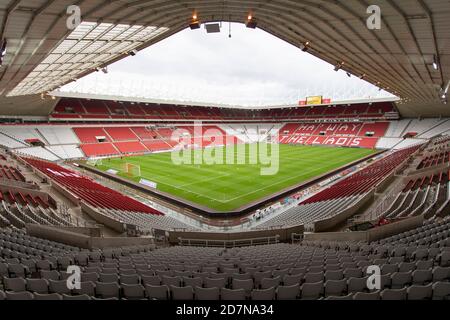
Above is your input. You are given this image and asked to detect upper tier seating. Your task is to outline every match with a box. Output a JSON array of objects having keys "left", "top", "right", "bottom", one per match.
[
  {"left": 37, "top": 127, "right": 80, "bottom": 145},
  {"left": 0, "top": 127, "right": 42, "bottom": 145},
  {"left": 73, "top": 128, "right": 109, "bottom": 144},
  {"left": 104, "top": 127, "right": 139, "bottom": 142},
  {"left": 23, "top": 158, "right": 162, "bottom": 215},
  {"left": 51, "top": 98, "right": 399, "bottom": 121},
  {"left": 81, "top": 100, "right": 110, "bottom": 114},
  {"left": 359, "top": 122, "right": 390, "bottom": 137},
  {"left": 0, "top": 133, "right": 27, "bottom": 149}
]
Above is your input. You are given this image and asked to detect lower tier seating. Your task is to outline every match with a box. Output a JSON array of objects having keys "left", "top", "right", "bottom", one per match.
[
  {"left": 22, "top": 158, "right": 162, "bottom": 216},
  {"left": 1, "top": 218, "right": 449, "bottom": 300}
]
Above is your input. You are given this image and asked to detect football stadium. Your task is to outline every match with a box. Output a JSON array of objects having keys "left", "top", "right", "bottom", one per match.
[{"left": 0, "top": 0, "right": 450, "bottom": 309}]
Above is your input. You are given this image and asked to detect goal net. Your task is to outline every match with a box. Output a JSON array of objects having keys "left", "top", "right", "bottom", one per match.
[
  {"left": 87, "top": 158, "right": 103, "bottom": 167},
  {"left": 123, "top": 163, "right": 141, "bottom": 177}
]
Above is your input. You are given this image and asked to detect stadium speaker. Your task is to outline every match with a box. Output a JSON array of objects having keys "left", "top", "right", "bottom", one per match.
[
  {"left": 205, "top": 23, "right": 221, "bottom": 33},
  {"left": 190, "top": 21, "right": 201, "bottom": 30},
  {"left": 246, "top": 19, "right": 258, "bottom": 29}
]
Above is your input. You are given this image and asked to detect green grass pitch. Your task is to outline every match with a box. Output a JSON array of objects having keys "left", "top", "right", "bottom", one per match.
[{"left": 94, "top": 144, "right": 377, "bottom": 212}]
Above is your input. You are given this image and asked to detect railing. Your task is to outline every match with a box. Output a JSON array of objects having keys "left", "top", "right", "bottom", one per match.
[{"left": 178, "top": 235, "right": 280, "bottom": 248}]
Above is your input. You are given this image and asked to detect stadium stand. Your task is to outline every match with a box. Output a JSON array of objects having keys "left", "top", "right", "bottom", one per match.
[
  {"left": 2, "top": 0, "right": 450, "bottom": 305},
  {"left": 22, "top": 157, "right": 162, "bottom": 215},
  {"left": 0, "top": 216, "right": 449, "bottom": 300},
  {"left": 255, "top": 145, "right": 421, "bottom": 230},
  {"left": 50, "top": 98, "right": 397, "bottom": 121}
]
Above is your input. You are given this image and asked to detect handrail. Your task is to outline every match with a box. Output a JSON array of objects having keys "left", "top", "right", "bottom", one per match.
[{"left": 178, "top": 235, "right": 280, "bottom": 248}]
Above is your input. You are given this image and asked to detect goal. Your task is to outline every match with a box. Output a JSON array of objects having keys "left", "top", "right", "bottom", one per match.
[
  {"left": 87, "top": 158, "right": 103, "bottom": 167},
  {"left": 123, "top": 163, "right": 141, "bottom": 177}
]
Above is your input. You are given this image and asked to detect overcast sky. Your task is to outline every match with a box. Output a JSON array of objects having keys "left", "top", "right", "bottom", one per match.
[{"left": 61, "top": 23, "right": 394, "bottom": 107}]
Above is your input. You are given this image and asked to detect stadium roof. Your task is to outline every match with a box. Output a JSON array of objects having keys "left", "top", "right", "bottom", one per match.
[{"left": 0, "top": 0, "right": 449, "bottom": 116}]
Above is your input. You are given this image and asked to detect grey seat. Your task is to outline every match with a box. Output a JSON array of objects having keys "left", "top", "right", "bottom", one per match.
[
  {"left": 75, "top": 254, "right": 89, "bottom": 267},
  {"left": 183, "top": 277, "right": 203, "bottom": 288},
  {"left": 49, "top": 279, "right": 71, "bottom": 295},
  {"left": 57, "top": 257, "right": 73, "bottom": 269},
  {"left": 391, "top": 272, "right": 412, "bottom": 289},
  {"left": 120, "top": 274, "right": 140, "bottom": 285},
  {"left": 324, "top": 279, "right": 347, "bottom": 297},
  {"left": 232, "top": 278, "right": 253, "bottom": 294},
  {"left": 62, "top": 294, "right": 91, "bottom": 300},
  {"left": 251, "top": 287, "right": 275, "bottom": 300},
  {"left": 432, "top": 267, "right": 450, "bottom": 282},
  {"left": 4, "top": 277, "right": 26, "bottom": 292},
  {"left": 33, "top": 293, "right": 62, "bottom": 300},
  {"left": 412, "top": 270, "right": 432, "bottom": 285},
  {"left": 99, "top": 273, "right": 119, "bottom": 283},
  {"left": 36, "top": 260, "right": 54, "bottom": 271},
  {"left": 0, "top": 263, "right": 8, "bottom": 278},
  {"left": 220, "top": 288, "right": 246, "bottom": 300},
  {"left": 344, "top": 268, "right": 362, "bottom": 279},
  {"left": 260, "top": 276, "right": 281, "bottom": 290},
  {"left": 8, "top": 264, "right": 29, "bottom": 278},
  {"left": 412, "top": 249, "right": 428, "bottom": 261},
  {"left": 95, "top": 282, "right": 120, "bottom": 299},
  {"left": 300, "top": 281, "right": 323, "bottom": 300},
  {"left": 407, "top": 284, "right": 433, "bottom": 300},
  {"left": 254, "top": 271, "right": 272, "bottom": 286},
  {"left": 142, "top": 275, "right": 161, "bottom": 286},
  {"left": 438, "top": 251, "right": 450, "bottom": 267},
  {"left": 5, "top": 291, "right": 34, "bottom": 300},
  {"left": 308, "top": 266, "right": 323, "bottom": 273},
  {"left": 380, "top": 288, "right": 407, "bottom": 300},
  {"left": 276, "top": 284, "right": 300, "bottom": 300},
  {"left": 81, "top": 272, "right": 99, "bottom": 283},
  {"left": 0, "top": 290, "right": 5, "bottom": 300},
  {"left": 171, "top": 285, "right": 194, "bottom": 300},
  {"left": 273, "top": 269, "right": 289, "bottom": 278},
  {"left": 289, "top": 267, "right": 306, "bottom": 275},
  {"left": 26, "top": 278, "right": 49, "bottom": 294},
  {"left": 381, "top": 264, "right": 398, "bottom": 275},
  {"left": 398, "top": 262, "right": 416, "bottom": 273},
  {"left": 416, "top": 260, "right": 433, "bottom": 270},
  {"left": 120, "top": 269, "right": 137, "bottom": 276},
  {"left": 353, "top": 291, "right": 380, "bottom": 300},
  {"left": 283, "top": 274, "right": 302, "bottom": 286},
  {"left": 122, "top": 284, "right": 145, "bottom": 300},
  {"left": 304, "top": 272, "right": 324, "bottom": 284},
  {"left": 145, "top": 285, "right": 169, "bottom": 300},
  {"left": 162, "top": 276, "right": 182, "bottom": 287},
  {"left": 231, "top": 273, "right": 251, "bottom": 281},
  {"left": 205, "top": 277, "right": 227, "bottom": 289},
  {"left": 325, "top": 270, "right": 343, "bottom": 281},
  {"left": 22, "top": 259, "right": 37, "bottom": 273},
  {"left": 74, "top": 281, "right": 96, "bottom": 296},
  {"left": 195, "top": 286, "right": 220, "bottom": 300},
  {"left": 432, "top": 282, "right": 450, "bottom": 300},
  {"left": 40, "top": 270, "right": 60, "bottom": 281}
]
